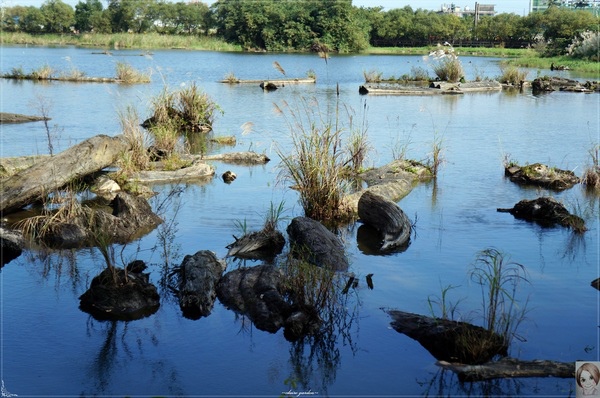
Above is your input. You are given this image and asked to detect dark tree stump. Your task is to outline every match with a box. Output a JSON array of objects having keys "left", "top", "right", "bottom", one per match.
[
  {"left": 79, "top": 266, "right": 160, "bottom": 321},
  {"left": 286, "top": 217, "right": 348, "bottom": 271},
  {"left": 358, "top": 191, "right": 412, "bottom": 252},
  {"left": 497, "top": 196, "right": 586, "bottom": 233},
  {"left": 176, "top": 250, "right": 227, "bottom": 320}
]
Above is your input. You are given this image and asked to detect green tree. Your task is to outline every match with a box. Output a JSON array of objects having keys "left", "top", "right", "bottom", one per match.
[
  {"left": 20, "top": 6, "right": 46, "bottom": 33},
  {"left": 74, "top": 0, "right": 103, "bottom": 32},
  {"left": 40, "top": 0, "right": 75, "bottom": 33}
]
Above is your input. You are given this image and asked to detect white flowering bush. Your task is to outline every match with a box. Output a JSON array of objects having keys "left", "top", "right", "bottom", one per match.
[{"left": 566, "top": 30, "right": 600, "bottom": 61}]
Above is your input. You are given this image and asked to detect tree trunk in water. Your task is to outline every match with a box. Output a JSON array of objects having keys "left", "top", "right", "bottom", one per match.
[{"left": 0, "top": 134, "right": 129, "bottom": 214}]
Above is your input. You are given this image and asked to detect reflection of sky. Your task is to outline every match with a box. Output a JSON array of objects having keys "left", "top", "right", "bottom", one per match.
[{"left": 4, "top": 0, "right": 533, "bottom": 16}]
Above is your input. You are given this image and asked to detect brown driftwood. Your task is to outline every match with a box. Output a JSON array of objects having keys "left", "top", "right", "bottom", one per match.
[
  {"left": 436, "top": 357, "right": 574, "bottom": 381},
  {"left": 0, "top": 134, "right": 130, "bottom": 214},
  {"left": 358, "top": 191, "right": 412, "bottom": 251},
  {"left": 387, "top": 310, "right": 507, "bottom": 365}
]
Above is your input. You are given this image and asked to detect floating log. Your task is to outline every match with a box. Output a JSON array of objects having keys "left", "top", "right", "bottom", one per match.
[
  {"left": 175, "top": 250, "right": 227, "bottom": 320},
  {"left": 286, "top": 217, "right": 349, "bottom": 271},
  {"left": 437, "top": 357, "right": 574, "bottom": 381},
  {"left": 0, "top": 112, "right": 50, "bottom": 124},
  {"left": 0, "top": 134, "right": 130, "bottom": 214},
  {"left": 226, "top": 229, "right": 285, "bottom": 260},
  {"left": 194, "top": 151, "right": 270, "bottom": 165},
  {"left": 219, "top": 77, "right": 316, "bottom": 85},
  {"left": 131, "top": 161, "right": 215, "bottom": 184},
  {"left": 357, "top": 191, "right": 412, "bottom": 251},
  {"left": 387, "top": 310, "right": 507, "bottom": 365},
  {"left": 359, "top": 81, "right": 502, "bottom": 96}
]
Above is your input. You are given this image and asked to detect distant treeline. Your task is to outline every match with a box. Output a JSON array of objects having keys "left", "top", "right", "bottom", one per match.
[{"left": 2, "top": 0, "right": 598, "bottom": 55}]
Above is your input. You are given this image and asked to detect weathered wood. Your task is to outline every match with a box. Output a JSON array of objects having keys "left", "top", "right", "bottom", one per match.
[
  {"left": 0, "top": 112, "right": 50, "bottom": 124},
  {"left": 219, "top": 77, "right": 316, "bottom": 85},
  {"left": 176, "top": 250, "right": 227, "bottom": 320},
  {"left": 359, "top": 81, "right": 501, "bottom": 95},
  {"left": 0, "top": 155, "right": 50, "bottom": 178},
  {"left": 286, "top": 217, "right": 349, "bottom": 271},
  {"left": 131, "top": 161, "right": 215, "bottom": 184},
  {"left": 387, "top": 310, "right": 507, "bottom": 365},
  {"left": 358, "top": 191, "right": 412, "bottom": 251},
  {"left": 0, "top": 134, "right": 130, "bottom": 214},
  {"left": 0, "top": 227, "right": 25, "bottom": 266},
  {"left": 437, "top": 357, "right": 574, "bottom": 381},
  {"left": 199, "top": 151, "right": 271, "bottom": 165},
  {"left": 504, "top": 163, "right": 580, "bottom": 191},
  {"left": 226, "top": 229, "right": 285, "bottom": 260}
]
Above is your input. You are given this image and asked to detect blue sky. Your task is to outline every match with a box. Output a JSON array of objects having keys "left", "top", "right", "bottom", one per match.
[{"left": 3, "top": 0, "right": 532, "bottom": 16}]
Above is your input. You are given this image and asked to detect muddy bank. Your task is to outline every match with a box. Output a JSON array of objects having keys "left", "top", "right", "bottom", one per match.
[{"left": 0, "top": 112, "right": 50, "bottom": 124}]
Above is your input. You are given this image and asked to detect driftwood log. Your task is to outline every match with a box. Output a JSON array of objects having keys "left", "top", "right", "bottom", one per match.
[
  {"left": 176, "top": 250, "right": 227, "bottom": 320},
  {"left": 287, "top": 217, "right": 349, "bottom": 271},
  {"left": 200, "top": 151, "right": 270, "bottom": 165},
  {"left": 358, "top": 191, "right": 412, "bottom": 251},
  {"left": 131, "top": 161, "right": 215, "bottom": 184},
  {"left": 226, "top": 228, "right": 285, "bottom": 260},
  {"left": 437, "top": 357, "right": 574, "bottom": 381},
  {"left": 0, "top": 134, "right": 130, "bottom": 214},
  {"left": 504, "top": 163, "right": 580, "bottom": 191},
  {"left": 0, "top": 112, "right": 49, "bottom": 124},
  {"left": 497, "top": 196, "right": 586, "bottom": 233},
  {"left": 387, "top": 310, "right": 507, "bottom": 365}
]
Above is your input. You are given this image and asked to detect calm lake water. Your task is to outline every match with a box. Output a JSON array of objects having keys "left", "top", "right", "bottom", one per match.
[{"left": 0, "top": 46, "right": 598, "bottom": 397}]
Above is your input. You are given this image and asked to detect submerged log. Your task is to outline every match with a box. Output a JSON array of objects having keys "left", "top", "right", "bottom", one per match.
[
  {"left": 358, "top": 191, "right": 412, "bottom": 252},
  {"left": 0, "top": 134, "right": 130, "bottom": 214},
  {"left": 387, "top": 310, "right": 507, "bottom": 365},
  {"left": 343, "top": 159, "right": 431, "bottom": 213},
  {"left": 176, "top": 250, "right": 227, "bottom": 320},
  {"left": 497, "top": 196, "right": 586, "bottom": 233},
  {"left": 437, "top": 357, "right": 574, "bottom": 381},
  {"left": 504, "top": 163, "right": 580, "bottom": 191},
  {"left": 200, "top": 151, "right": 271, "bottom": 165},
  {"left": 131, "top": 161, "right": 215, "bottom": 184},
  {"left": 286, "top": 217, "right": 349, "bottom": 271},
  {"left": 79, "top": 263, "right": 160, "bottom": 321}
]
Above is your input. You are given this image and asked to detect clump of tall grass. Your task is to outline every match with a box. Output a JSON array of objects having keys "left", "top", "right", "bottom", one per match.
[
  {"left": 2, "top": 66, "right": 25, "bottom": 79},
  {"left": 469, "top": 248, "right": 530, "bottom": 349},
  {"left": 583, "top": 143, "right": 600, "bottom": 188},
  {"left": 31, "top": 64, "right": 54, "bottom": 80},
  {"left": 409, "top": 66, "right": 431, "bottom": 81},
  {"left": 363, "top": 69, "right": 383, "bottom": 83},
  {"left": 276, "top": 97, "right": 369, "bottom": 223},
  {"left": 115, "top": 61, "right": 151, "bottom": 84},
  {"left": 498, "top": 65, "right": 528, "bottom": 86},
  {"left": 223, "top": 72, "right": 239, "bottom": 83},
  {"left": 117, "top": 106, "right": 150, "bottom": 174},
  {"left": 427, "top": 133, "right": 444, "bottom": 177},
  {"left": 428, "top": 44, "right": 464, "bottom": 83}
]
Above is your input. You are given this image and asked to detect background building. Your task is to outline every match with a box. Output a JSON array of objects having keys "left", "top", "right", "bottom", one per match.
[
  {"left": 530, "top": 0, "right": 600, "bottom": 14},
  {"left": 439, "top": 3, "right": 496, "bottom": 19}
]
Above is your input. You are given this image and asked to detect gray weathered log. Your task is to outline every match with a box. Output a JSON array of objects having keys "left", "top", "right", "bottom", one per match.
[
  {"left": 387, "top": 310, "right": 507, "bottom": 365},
  {"left": 0, "top": 134, "right": 130, "bottom": 214},
  {"left": 437, "top": 357, "right": 574, "bottom": 381},
  {"left": 131, "top": 161, "right": 215, "bottom": 183},
  {"left": 358, "top": 191, "right": 412, "bottom": 251},
  {"left": 199, "top": 151, "right": 270, "bottom": 165},
  {"left": 176, "top": 250, "right": 227, "bottom": 319},
  {"left": 0, "top": 112, "right": 50, "bottom": 124},
  {"left": 286, "top": 217, "right": 348, "bottom": 271}
]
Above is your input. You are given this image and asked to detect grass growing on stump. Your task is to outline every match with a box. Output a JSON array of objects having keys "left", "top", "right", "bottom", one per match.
[{"left": 276, "top": 96, "right": 369, "bottom": 223}]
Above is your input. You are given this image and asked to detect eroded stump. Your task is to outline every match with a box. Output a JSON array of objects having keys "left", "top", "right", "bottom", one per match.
[
  {"left": 497, "top": 196, "right": 586, "bottom": 233},
  {"left": 358, "top": 191, "right": 412, "bottom": 252},
  {"left": 504, "top": 163, "right": 579, "bottom": 191},
  {"left": 287, "top": 217, "right": 348, "bottom": 271}
]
